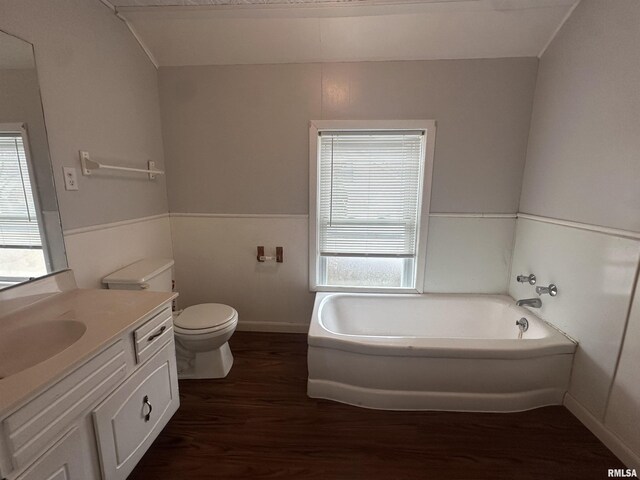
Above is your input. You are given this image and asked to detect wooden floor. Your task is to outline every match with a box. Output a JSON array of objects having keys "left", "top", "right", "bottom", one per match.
[{"left": 129, "top": 332, "right": 622, "bottom": 479}]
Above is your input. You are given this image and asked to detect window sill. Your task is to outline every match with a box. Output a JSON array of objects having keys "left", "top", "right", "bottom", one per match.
[{"left": 311, "top": 285, "right": 421, "bottom": 294}]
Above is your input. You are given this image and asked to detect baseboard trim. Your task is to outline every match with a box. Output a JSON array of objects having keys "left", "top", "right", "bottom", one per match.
[
  {"left": 564, "top": 393, "right": 640, "bottom": 469},
  {"left": 236, "top": 321, "right": 309, "bottom": 334}
]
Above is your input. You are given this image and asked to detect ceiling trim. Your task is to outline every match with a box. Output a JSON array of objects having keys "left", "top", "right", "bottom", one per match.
[
  {"left": 116, "top": 12, "right": 159, "bottom": 68},
  {"left": 537, "top": 0, "right": 579, "bottom": 57},
  {"left": 117, "top": 0, "right": 577, "bottom": 18},
  {"left": 97, "top": 0, "right": 159, "bottom": 68},
  {"left": 97, "top": 0, "right": 117, "bottom": 11}
]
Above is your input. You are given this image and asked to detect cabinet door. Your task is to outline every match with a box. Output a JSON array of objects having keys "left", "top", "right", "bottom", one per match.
[
  {"left": 92, "top": 340, "right": 179, "bottom": 480},
  {"left": 16, "top": 428, "right": 87, "bottom": 480},
  {"left": 3, "top": 341, "right": 126, "bottom": 471}
]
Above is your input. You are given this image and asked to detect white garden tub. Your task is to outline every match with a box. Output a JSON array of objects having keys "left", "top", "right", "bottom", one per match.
[{"left": 307, "top": 293, "right": 576, "bottom": 412}]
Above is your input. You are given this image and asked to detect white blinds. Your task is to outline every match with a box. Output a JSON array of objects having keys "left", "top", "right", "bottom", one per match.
[
  {"left": 318, "top": 131, "right": 425, "bottom": 257},
  {"left": 0, "top": 134, "right": 42, "bottom": 248}
]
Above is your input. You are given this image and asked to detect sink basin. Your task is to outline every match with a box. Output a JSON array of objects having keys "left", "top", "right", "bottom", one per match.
[{"left": 0, "top": 320, "right": 86, "bottom": 379}]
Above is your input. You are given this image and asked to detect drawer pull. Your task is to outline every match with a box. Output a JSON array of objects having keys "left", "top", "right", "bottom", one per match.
[
  {"left": 147, "top": 326, "right": 166, "bottom": 342},
  {"left": 142, "top": 395, "right": 153, "bottom": 422}
]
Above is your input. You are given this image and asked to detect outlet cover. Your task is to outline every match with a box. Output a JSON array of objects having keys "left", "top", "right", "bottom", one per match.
[{"left": 63, "top": 166, "right": 79, "bottom": 191}]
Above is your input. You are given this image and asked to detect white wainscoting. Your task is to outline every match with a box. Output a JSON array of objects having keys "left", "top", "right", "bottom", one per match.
[
  {"left": 604, "top": 282, "right": 640, "bottom": 469},
  {"left": 60, "top": 210, "right": 640, "bottom": 466},
  {"left": 509, "top": 218, "right": 640, "bottom": 419},
  {"left": 169, "top": 214, "right": 314, "bottom": 332},
  {"left": 169, "top": 213, "right": 517, "bottom": 331},
  {"left": 565, "top": 394, "right": 640, "bottom": 471},
  {"left": 64, "top": 214, "right": 173, "bottom": 289},
  {"left": 509, "top": 217, "right": 640, "bottom": 468},
  {"left": 424, "top": 215, "right": 516, "bottom": 294}
]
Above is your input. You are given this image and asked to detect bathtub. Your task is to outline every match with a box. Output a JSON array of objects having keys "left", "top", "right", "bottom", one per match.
[{"left": 307, "top": 293, "right": 576, "bottom": 412}]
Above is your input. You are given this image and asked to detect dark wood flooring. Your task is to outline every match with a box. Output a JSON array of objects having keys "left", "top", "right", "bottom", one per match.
[{"left": 129, "top": 332, "right": 623, "bottom": 479}]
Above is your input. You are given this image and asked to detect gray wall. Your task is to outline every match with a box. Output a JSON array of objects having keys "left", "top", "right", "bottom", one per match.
[
  {"left": 159, "top": 58, "right": 538, "bottom": 215},
  {"left": 161, "top": 58, "right": 537, "bottom": 328},
  {"left": 0, "top": 0, "right": 169, "bottom": 230},
  {"left": 519, "top": 0, "right": 640, "bottom": 232}
]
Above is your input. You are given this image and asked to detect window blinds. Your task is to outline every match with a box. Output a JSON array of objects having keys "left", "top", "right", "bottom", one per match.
[
  {"left": 318, "top": 131, "right": 425, "bottom": 257},
  {"left": 0, "top": 134, "right": 42, "bottom": 248}
]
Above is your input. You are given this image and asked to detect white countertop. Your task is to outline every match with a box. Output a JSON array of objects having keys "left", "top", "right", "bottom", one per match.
[{"left": 0, "top": 288, "right": 177, "bottom": 416}]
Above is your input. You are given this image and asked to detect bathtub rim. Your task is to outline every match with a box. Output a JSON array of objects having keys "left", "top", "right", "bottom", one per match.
[{"left": 308, "top": 292, "right": 577, "bottom": 360}]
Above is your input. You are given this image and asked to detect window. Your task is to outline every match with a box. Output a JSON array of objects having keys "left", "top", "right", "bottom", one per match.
[
  {"left": 0, "top": 126, "right": 46, "bottom": 286},
  {"left": 309, "top": 120, "right": 435, "bottom": 292}
]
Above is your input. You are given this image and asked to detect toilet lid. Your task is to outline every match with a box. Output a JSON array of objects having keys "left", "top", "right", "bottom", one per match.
[{"left": 175, "top": 304, "right": 237, "bottom": 330}]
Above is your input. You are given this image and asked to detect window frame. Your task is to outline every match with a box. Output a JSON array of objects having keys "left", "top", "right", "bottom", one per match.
[{"left": 309, "top": 120, "right": 436, "bottom": 293}]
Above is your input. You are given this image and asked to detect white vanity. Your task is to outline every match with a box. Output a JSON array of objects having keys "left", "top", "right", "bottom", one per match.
[
  {"left": 0, "top": 271, "right": 180, "bottom": 480},
  {"left": 0, "top": 27, "right": 180, "bottom": 480}
]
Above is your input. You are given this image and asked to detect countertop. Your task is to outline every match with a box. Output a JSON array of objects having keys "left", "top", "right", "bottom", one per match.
[{"left": 0, "top": 288, "right": 177, "bottom": 416}]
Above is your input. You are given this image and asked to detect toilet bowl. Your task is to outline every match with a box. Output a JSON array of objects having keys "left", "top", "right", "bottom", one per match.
[
  {"left": 102, "top": 258, "right": 238, "bottom": 379},
  {"left": 173, "top": 303, "right": 238, "bottom": 379}
]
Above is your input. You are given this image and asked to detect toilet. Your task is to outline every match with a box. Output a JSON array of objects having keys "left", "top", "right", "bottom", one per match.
[{"left": 102, "top": 258, "right": 238, "bottom": 379}]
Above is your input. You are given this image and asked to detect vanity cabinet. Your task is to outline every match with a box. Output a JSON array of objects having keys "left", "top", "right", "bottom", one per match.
[
  {"left": 0, "top": 301, "right": 178, "bottom": 480},
  {"left": 2, "top": 341, "right": 127, "bottom": 471},
  {"left": 93, "top": 341, "right": 179, "bottom": 480}
]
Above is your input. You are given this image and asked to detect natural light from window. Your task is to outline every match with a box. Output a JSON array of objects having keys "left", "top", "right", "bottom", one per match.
[{"left": 309, "top": 120, "right": 435, "bottom": 292}]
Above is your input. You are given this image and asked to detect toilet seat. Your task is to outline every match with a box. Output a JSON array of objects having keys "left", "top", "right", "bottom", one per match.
[{"left": 174, "top": 303, "right": 238, "bottom": 335}]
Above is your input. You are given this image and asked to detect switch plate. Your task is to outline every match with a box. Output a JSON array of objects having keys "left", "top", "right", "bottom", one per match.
[{"left": 63, "top": 167, "right": 79, "bottom": 191}]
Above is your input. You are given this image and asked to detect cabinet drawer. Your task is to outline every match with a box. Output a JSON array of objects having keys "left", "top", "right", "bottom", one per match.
[
  {"left": 134, "top": 306, "right": 173, "bottom": 364},
  {"left": 3, "top": 341, "right": 127, "bottom": 470},
  {"left": 93, "top": 340, "right": 179, "bottom": 480}
]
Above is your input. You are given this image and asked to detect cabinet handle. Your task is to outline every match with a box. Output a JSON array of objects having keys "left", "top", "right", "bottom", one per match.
[
  {"left": 143, "top": 395, "right": 153, "bottom": 422},
  {"left": 147, "top": 325, "right": 166, "bottom": 342}
]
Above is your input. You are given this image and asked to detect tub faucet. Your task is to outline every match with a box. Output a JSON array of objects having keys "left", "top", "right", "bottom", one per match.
[
  {"left": 516, "top": 273, "right": 536, "bottom": 285},
  {"left": 536, "top": 284, "right": 558, "bottom": 297},
  {"left": 516, "top": 298, "right": 542, "bottom": 308}
]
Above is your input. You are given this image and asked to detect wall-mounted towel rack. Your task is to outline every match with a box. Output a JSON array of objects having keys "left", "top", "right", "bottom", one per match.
[{"left": 79, "top": 150, "right": 164, "bottom": 180}]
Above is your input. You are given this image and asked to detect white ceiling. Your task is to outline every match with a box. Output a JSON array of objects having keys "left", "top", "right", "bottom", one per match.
[{"left": 116, "top": 0, "right": 578, "bottom": 67}]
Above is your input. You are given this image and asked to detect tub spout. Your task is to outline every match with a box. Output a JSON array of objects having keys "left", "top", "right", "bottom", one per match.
[{"left": 516, "top": 298, "right": 542, "bottom": 308}]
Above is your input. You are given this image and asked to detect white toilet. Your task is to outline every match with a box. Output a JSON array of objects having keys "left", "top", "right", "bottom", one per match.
[{"left": 102, "top": 258, "right": 238, "bottom": 379}]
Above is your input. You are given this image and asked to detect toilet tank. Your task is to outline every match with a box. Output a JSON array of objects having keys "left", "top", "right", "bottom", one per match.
[{"left": 102, "top": 258, "right": 174, "bottom": 292}]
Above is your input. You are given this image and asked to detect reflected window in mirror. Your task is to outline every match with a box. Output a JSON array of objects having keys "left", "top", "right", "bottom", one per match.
[{"left": 0, "top": 126, "right": 47, "bottom": 287}]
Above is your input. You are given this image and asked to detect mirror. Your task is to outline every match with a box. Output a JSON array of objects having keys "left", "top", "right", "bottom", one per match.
[{"left": 0, "top": 30, "right": 66, "bottom": 289}]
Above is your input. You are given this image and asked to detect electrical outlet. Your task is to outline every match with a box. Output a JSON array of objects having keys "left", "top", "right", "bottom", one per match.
[{"left": 63, "top": 167, "right": 79, "bottom": 191}]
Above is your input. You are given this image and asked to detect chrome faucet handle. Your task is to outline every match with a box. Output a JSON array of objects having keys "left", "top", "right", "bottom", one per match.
[
  {"left": 516, "top": 273, "right": 536, "bottom": 285},
  {"left": 516, "top": 317, "right": 529, "bottom": 332},
  {"left": 536, "top": 284, "right": 558, "bottom": 297}
]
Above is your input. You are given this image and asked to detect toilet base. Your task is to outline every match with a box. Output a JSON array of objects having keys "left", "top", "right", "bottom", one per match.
[{"left": 176, "top": 341, "right": 234, "bottom": 379}]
